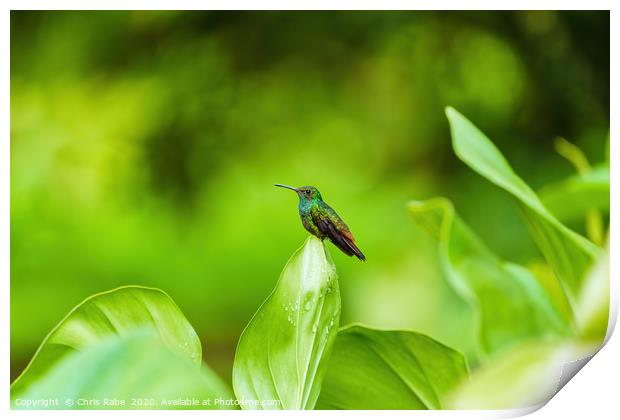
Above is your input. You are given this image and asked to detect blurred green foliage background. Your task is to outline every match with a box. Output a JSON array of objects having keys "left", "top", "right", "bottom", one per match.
[{"left": 11, "top": 11, "right": 609, "bottom": 382}]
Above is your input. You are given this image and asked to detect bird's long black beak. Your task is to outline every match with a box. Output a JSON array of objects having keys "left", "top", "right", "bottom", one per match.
[{"left": 274, "top": 184, "right": 298, "bottom": 192}]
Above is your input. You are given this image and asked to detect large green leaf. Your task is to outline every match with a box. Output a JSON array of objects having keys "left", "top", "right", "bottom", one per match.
[
  {"left": 11, "top": 286, "right": 201, "bottom": 398},
  {"left": 315, "top": 325, "right": 469, "bottom": 409},
  {"left": 13, "top": 331, "right": 235, "bottom": 410},
  {"left": 232, "top": 236, "right": 341, "bottom": 410},
  {"left": 408, "top": 198, "right": 572, "bottom": 357},
  {"left": 447, "top": 339, "right": 595, "bottom": 409},
  {"left": 445, "top": 107, "right": 599, "bottom": 308}
]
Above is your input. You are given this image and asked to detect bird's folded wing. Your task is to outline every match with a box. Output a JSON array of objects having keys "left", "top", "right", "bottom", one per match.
[{"left": 312, "top": 213, "right": 366, "bottom": 260}]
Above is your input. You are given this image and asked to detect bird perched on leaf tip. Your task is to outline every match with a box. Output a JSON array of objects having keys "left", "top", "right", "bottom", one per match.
[{"left": 275, "top": 184, "right": 366, "bottom": 261}]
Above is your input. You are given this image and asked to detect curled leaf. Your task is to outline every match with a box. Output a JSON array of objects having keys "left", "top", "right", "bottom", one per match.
[
  {"left": 408, "top": 198, "right": 572, "bottom": 357},
  {"left": 233, "top": 236, "right": 340, "bottom": 410}
]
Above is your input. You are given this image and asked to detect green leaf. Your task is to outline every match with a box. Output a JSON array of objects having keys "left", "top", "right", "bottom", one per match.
[
  {"left": 546, "top": 137, "right": 607, "bottom": 245},
  {"left": 408, "top": 198, "right": 572, "bottom": 357},
  {"left": 13, "top": 331, "right": 235, "bottom": 410},
  {"left": 539, "top": 165, "right": 609, "bottom": 222},
  {"left": 11, "top": 286, "right": 201, "bottom": 399},
  {"left": 574, "top": 243, "right": 610, "bottom": 343},
  {"left": 445, "top": 107, "right": 599, "bottom": 308},
  {"left": 554, "top": 137, "right": 591, "bottom": 174},
  {"left": 316, "top": 325, "right": 469, "bottom": 409},
  {"left": 232, "top": 236, "right": 341, "bottom": 410},
  {"left": 544, "top": 137, "right": 608, "bottom": 245},
  {"left": 447, "top": 340, "right": 595, "bottom": 409}
]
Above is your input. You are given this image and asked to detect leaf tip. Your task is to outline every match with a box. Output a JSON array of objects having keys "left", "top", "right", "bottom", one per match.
[{"left": 445, "top": 106, "right": 464, "bottom": 122}]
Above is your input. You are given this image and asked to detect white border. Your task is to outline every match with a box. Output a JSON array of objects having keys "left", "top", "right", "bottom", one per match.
[
  {"left": 3, "top": 2, "right": 616, "bottom": 420},
  {"left": 0, "top": 0, "right": 617, "bottom": 10}
]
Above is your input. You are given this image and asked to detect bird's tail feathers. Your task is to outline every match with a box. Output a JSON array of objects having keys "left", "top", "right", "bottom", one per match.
[{"left": 330, "top": 235, "right": 366, "bottom": 261}]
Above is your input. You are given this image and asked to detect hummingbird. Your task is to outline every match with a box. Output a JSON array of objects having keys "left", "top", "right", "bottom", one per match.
[{"left": 275, "top": 184, "right": 366, "bottom": 261}]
